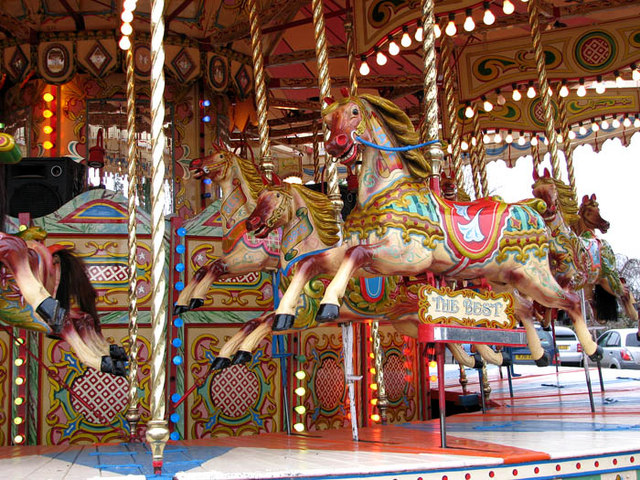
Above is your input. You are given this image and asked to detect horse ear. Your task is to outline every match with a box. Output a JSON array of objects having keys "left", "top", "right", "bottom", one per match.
[
  {"left": 441, "top": 172, "right": 450, "bottom": 180},
  {"left": 591, "top": 193, "right": 596, "bottom": 200},
  {"left": 543, "top": 168, "right": 551, "bottom": 178},
  {"left": 532, "top": 168, "right": 539, "bottom": 180},
  {"left": 582, "top": 195, "right": 589, "bottom": 203},
  {"left": 271, "top": 173, "right": 282, "bottom": 186},
  {"left": 340, "top": 87, "right": 350, "bottom": 98},
  {"left": 324, "top": 97, "right": 335, "bottom": 105}
]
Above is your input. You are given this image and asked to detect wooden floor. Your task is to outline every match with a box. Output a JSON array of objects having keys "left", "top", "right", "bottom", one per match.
[{"left": 2, "top": 364, "right": 640, "bottom": 480}]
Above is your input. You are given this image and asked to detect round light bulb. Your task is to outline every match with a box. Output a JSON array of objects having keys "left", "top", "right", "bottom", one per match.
[
  {"left": 43, "top": 125, "right": 54, "bottom": 134},
  {"left": 293, "top": 423, "right": 305, "bottom": 432},
  {"left": 464, "top": 15, "right": 475, "bottom": 32},
  {"left": 119, "top": 36, "right": 131, "bottom": 51},
  {"left": 623, "top": 117, "right": 632, "bottom": 127},
  {"left": 601, "top": 119, "right": 609, "bottom": 129},
  {"left": 633, "top": 69, "right": 640, "bottom": 81},
  {"left": 556, "top": 133, "right": 563, "bottom": 143},
  {"left": 612, "top": 118, "right": 621, "bottom": 128},
  {"left": 543, "top": 137, "right": 549, "bottom": 145},
  {"left": 121, "top": 10, "right": 133, "bottom": 23},
  {"left": 483, "top": 8, "right": 496, "bottom": 25},
  {"left": 295, "top": 370, "right": 306, "bottom": 380},
  {"left": 559, "top": 84, "right": 569, "bottom": 97},
  {"left": 434, "top": 24, "right": 441, "bottom": 38},
  {"left": 401, "top": 32, "right": 411, "bottom": 48},
  {"left": 461, "top": 140, "right": 469, "bottom": 151},
  {"left": 579, "top": 125, "right": 587, "bottom": 135},
  {"left": 43, "top": 92, "right": 54, "bottom": 102},
  {"left": 294, "top": 405, "right": 307, "bottom": 415},
  {"left": 530, "top": 136, "right": 538, "bottom": 146},
  {"left": 527, "top": 85, "right": 536, "bottom": 98},
  {"left": 294, "top": 387, "right": 306, "bottom": 396},
  {"left": 120, "top": 22, "right": 133, "bottom": 36},
  {"left": 635, "top": 118, "right": 640, "bottom": 128},
  {"left": 497, "top": 93, "right": 506, "bottom": 105},
  {"left": 505, "top": 132, "right": 514, "bottom": 143},
  {"left": 503, "top": 0, "right": 515, "bottom": 15},
  {"left": 512, "top": 89, "right": 522, "bottom": 101},
  {"left": 388, "top": 40, "right": 400, "bottom": 56},
  {"left": 359, "top": 60, "right": 370, "bottom": 76},
  {"left": 464, "top": 104, "right": 474, "bottom": 118},
  {"left": 517, "top": 135, "right": 526, "bottom": 146},
  {"left": 445, "top": 20, "right": 457, "bottom": 36},
  {"left": 568, "top": 130, "right": 576, "bottom": 139},
  {"left": 591, "top": 121, "right": 599, "bottom": 132},
  {"left": 123, "top": 0, "right": 137, "bottom": 10},
  {"left": 494, "top": 132, "right": 502, "bottom": 143},
  {"left": 483, "top": 98, "right": 493, "bottom": 112},
  {"left": 376, "top": 51, "right": 387, "bottom": 65},
  {"left": 415, "top": 27, "right": 424, "bottom": 42},
  {"left": 577, "top": 85, "right": 586, "bottom": 97},
  {"left": 595, "top": 82, "right": 605, "bottom": 94},
  {"left": 43, "top": 140, "right": 54, "bottom": 150},
  {"left": 483, "top": 133, "right": 492, "bottom": 144}
]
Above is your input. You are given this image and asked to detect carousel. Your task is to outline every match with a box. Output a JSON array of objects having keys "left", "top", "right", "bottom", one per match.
[{"left": 0, "top": 0, "right": 639, "bottom": 478}]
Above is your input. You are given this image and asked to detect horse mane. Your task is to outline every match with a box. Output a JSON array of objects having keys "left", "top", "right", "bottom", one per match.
[
  {"left": 54, "top": 249, "right": 100, "bottom": 323},
  {"left": 293, "top": 184, "right": 341, "bottom": 246},
  {"left": 226, "top": 150, "right": 265, "bottom": 200},
  {"left": 359, "top": 94, "right": 432, "bottom": 179},
  {"left": 533, "top": 176, "right": 580, "bottom": 227}
]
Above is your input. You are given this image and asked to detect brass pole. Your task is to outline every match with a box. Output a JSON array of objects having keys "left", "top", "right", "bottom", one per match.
[
  {"left": 531, "top": 137, "right": 541, "bottom": 171},
  {"left": 125, "top": 33, "right": 141, "bottom": 442},
  {"left": 469, "top": 114, "right": 483, "bottom": 198},
  {"left": 247, "top": 0, "right": 274, "bottom": 181},
  {"left": 557, "top": 92, "right": 578, "bottom": 200},
  {"left": 527, "top": 0, "right": 561, "bottom": 179},
  {"left": 146, "top": 0, "right": 170, "bottom": 473},
  {"left": 344, "top": 13, "right": 358, "bottom": 97},
  {"left": 371, "top": 321, "right": 389, "bottom": 423},
  {"left": 440, "top": 35, "right": 463, "bottom": 191}
]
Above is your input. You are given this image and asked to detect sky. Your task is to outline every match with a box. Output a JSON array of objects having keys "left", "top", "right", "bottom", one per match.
[{"left": 485, "top": 132, "right": 640, "bottom": 260}]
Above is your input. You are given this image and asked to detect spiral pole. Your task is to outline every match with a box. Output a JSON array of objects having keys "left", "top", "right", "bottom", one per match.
[
  {"left": 471, "top": 112, "right": 489, "bottom": 197},
  {"left": 247, "top": 0, "right": 273, "bottom": 182},
  {"left": 344, "top": 13, "right": 358, "bottom": 97},
  {"left": 371, "top": 321, "right": 389, "bottom": 423},
  {"left": 440, "top": 36, "right": 463, "bottom": 191},
  {"left": 312, "top": 0, "right": 342, "bottom": 217},
  {"left": 145, "top": 0, "right": 170, "bottom": 473},
  {"left": 421, "top": 0, "right": 444, "bottom": 176},
  {"left": 527, "top": 0, "right": 561, "bottom": 179},
  {"left": 557, "top": 92, "right": 578, "bottom": 200},
  {"left": 124, "top": 36, "right": 141, "bottom": 442},
  {"left": 312, "top": 120, "right": 320, "bottom": 183},
  {"left": 531, "top": 137, "right": 541, "bottom": 170}
]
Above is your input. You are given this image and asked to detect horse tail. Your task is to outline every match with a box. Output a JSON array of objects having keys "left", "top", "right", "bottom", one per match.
[
  {"left": 55, "top": 249, "right": 101, "bottom": 327},
  {"left": 593, "top": 284, "right": 618, "bottom": 322}
]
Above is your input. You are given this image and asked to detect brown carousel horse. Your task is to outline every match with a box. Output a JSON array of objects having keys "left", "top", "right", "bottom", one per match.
[
  {"left": 532, "top": 170, "right": 637, "bottom": 329},
  {"left": 267, "top": 93, "right": 602, "bottom": 363},
  {"left": 0, "top": 147, "right": 126, "bottom": 376}
]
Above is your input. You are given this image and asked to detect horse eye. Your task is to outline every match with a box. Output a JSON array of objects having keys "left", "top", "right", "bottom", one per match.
[
  {"left": 352, "top": 108, "right": 359, "bottom": 115},
  {"left": 276, "top": 193, "right": 280, "bottom": 198}
]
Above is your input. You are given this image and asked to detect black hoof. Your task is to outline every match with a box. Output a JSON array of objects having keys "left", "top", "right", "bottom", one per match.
[
  {"left": 36, "top": 297, "right": 66, "bottom": 335},
  {"left": 541, "top": 324, "right": 552, "bottom": 331},
  {"left": 472, "top": 354, "right": 484, "bottom": 370},
  {"left": 273, "top": 314, "right": 295, "bottom": 331},
  {"left": 316, "top": 303, "right": 340, "bottom": 323},
  {"left": 501, "top": 352, "right": 512, "bottom": 367},
  {"left": 231, "top": 350, "right": 252, "bottom": 366},
  {"left": 189, "top": 298, "right": 204, "bottom": 310},
  {"left": 636, "top": 332, "right": 640, "bottom": 342},
  {"left": 110, "top": 344, "right": 128, "bottom": 361},
  {"left": 535, "top": 353, "right": 551, "bottom": 367},
  {"left": 589, "top": 345, "right": 603, "bottom": 363},
  {"left": 212, "top": 357, "right": 231, "bottom": 370},
  {"left": 173, "top": 304, "right": 187, "bottom": 315}
]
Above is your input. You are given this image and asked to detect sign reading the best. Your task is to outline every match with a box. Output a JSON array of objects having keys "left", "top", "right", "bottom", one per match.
[{"left": 418, "top": 285, "right": 517, "bottom": 329}]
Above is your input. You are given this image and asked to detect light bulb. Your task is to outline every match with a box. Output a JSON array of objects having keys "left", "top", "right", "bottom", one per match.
[
  {"left": 483, "top": 133, "right": 492, "bottom": 144},
  {"left": 505, "top": 131, "right": 514, "bottom": 143},
  {"left": 543, "top": 137, "right": 549, "bottom": 145},
  {"left": 601, "top": 119, "right": 609, "bottom": 129},
  {"left": 559, "top": 83, "right": 569, "bottom": 97},
  {"left": 461, "top": 140, "right": 469, "bottom": 151},
  {"left": 295, "top": 370, "right": 307, "bottom": 380},
  {"left": 494, "top": 132, "right": 502, "bottom": 143},
  {"left": 633, "top": 69, "right": 640, "bottom": 81},
  {"left": 388, "top": 40, "right": 400, "bottom": 56},
  {"left": 43, "top": 125, "right": 54, "bottom": 134},
  {"left": 615, "top": 71, "right": 624, "bottom": 87},
  {"left": 635, "top": 117, "right": 640, "bottom": 128},
  {"left": 568, "top": 130, "right": 576, "bottom": 139},
  {"left": 119, "top": 36, "right": 131, "bottom": 50},
  {"left": 595, "top": 81, "right": 605, "bottom": 94},
  {"left": 447, "top": 144, "right": 453, "bottom": 153},
  {"left": 401, "top": 31, "right": 412, "bottom": 48},
  {"left": 579, "top": 125, "right": 587, "bottom": 135},
  {"left": 483, "top": 3, "right": 496, "bottom": 25},
  {"left": 512, "top": 88, "right": 522, "bottom": 101},
  {"left": 557, "top": 133, "right": 563, "bottom": 143},
  {"left": 121, "top": 10, "right": 133, "bottom": 23},
  {"left": 517, "top": 135, "right": 526, "bottom": 146},
  {"left": 359, "top": 59, "right": 370, "bottom": 76},
  {"left": 577, "top": 84, "right": 586, "bottom": 97},
  {"left": 623, "top": 117, "right": 632, "bottom": 127},
  {"left": 294, "top": 405, "right": 306, "bottom": 414},
  {"left": 376, "top": 51, "right": 387, "bottom": 65},
  {"left": 293, "top": 423, "right": 305, "bottom": 432},
  {"left": 591, "top": 121, "right": 599, "bottom": 132},
  {"left": 530, "top": 136, "right": 538, "bottom": 146},
  {"left": 434, "top": 24, "right": 441, "bottom": 38},
  {"left": 294, "top": 386, "right": 306, "bottom": 396},
  {"left": 496, "top": 91, "right": 506, "bottom": 105},
  {"left": 527, "top": 84, "right": 536, "bottom": 98},
  {"left": 415, "top": 27, "right": 424, "bottom": 42},
  {"left": 123, "top": 0, "right": 137, "bottom": 10},
  {"left": 120, "top": 22, "right": 133, "bottom": 36},
  {"left": 612, "top": 118, "right": 621, "bottom": 128},
  {"left": 465, "top": 104, "right": 474, "bottom": 118},
  {"left": 464, "top": 10, "right": 475, "bottom": 32},
  {"left": 43, "top": 92, "right": 54, "bottom": 102},
  {"left": 471, "top": 137, "right": 477, "bottom": 146},
  {"left": 503, "top": 0, "right": 515, "bottom": 15},
  {"left": 445, "top": 17, "right": 457, "bottom": 36},
  {"left": 483, "top": 97, "right": 493, "bottom": 112}
]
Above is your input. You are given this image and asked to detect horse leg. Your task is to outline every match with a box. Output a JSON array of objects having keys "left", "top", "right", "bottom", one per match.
[
  {"left": 174, "top": 264, "right": 212, "bottom": 314},
  {"left": 60, "top": 324, "right": 126, "bottom": 376},
  {"left": 211, "top": 313, "right": 274, "bottom": 370},
  {"left": 231, "top": 313, "right": 276, "bottom": 366}
]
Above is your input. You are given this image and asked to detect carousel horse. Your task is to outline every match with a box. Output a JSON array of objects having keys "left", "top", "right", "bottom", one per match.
[
  {"left": 532, "top": 170, "right": 637, "bottom": 327},
  {"left": 266, "top": 93, "right": 602, "bottom": 363},
  {"left": 173, "top": 147, "right": 280, "bottom": 314}
]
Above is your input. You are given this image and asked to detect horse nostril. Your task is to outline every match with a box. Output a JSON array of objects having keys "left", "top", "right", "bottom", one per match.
[
  {"left": 246, "top": 216, "right": 259, "bottom": 230},
  {"left": 336, "top": 134, "right": 348, "bottom": 146}
]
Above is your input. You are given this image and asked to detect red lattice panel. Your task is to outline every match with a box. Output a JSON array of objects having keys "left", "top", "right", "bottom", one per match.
[
  {"left": 210, "top": 365, "right": 260, "bottom": 417},
  {"left": 71, "top": 369, "right": 128, "bottom": 424},
  {"left": 87, "top": 265, "right": 129, "bottom": 282},
  {"left": 314, "top": 357, "right": 344, "bottom": 410},
  {"left": 580, "top": 38, "right": 611, "bottom": 67},
  {"left": 383, "top": 354, "right": 405, "bottom": 402}
]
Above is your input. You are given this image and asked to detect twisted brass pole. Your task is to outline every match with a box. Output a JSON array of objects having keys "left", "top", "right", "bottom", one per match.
[
  {"left": 440, "top": 36, "right": 463, "bottom": 191},
  {"left": 471, "top": 112, "right": 489, "bottom": 197},
  {"left": 247, "top": 0, "right": 273, "bottom": 182},
  {"left": 125, "top": 35, "right": 141, "bottom": 442},
  {"left": 531, "top": 137, "right": 541, "bottom": 171},
  {"left": 371, "top": 321, "right": 389, "bottom": 423},
  {"left": 344, "top": 13, "right": 358, "bottom": 97},
  {"left": 468, "top": 115, "right": 483, "bottom": 198},
  {"left": 421, "top": 0, "right": 444, "bottom": 176},
  {"left": 557, "top": 92, "right": 578, "bottom": 200},
  {"left": 312, "top": 0, "right": 342, "bottom": 217},
  {"left": 145, "top": 0, "right": 170, "bottom": 473},
  {"left": 527, "top": 0, "right": 561, "bottom": 179},
  {"left": 312, "top": 120, "right": 320, "bottom": 183}
]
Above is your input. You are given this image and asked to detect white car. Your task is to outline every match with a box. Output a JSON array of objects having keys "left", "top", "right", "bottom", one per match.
[
  {"left": 596, "top": 328, "right": 640, "bottom": 369},
  {"left": 552, "top": 326, "right": 583, "bottom": 366}
]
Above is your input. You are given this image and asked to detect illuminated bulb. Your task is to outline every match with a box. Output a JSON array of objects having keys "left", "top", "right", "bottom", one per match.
[
  {"left": 633, "top": 68, "right": 640, "bottom": 82},
  {"left": 482, "top": 96, "right": 493, "bottom": 112},
  {"left": 548, "top": 85, "right": 553, "bottom": 96},
  {"left": 576, "top": 81, "right": 586, "bottom": 97},
  {"left": 464, "top": 104, "right": 474, "bottom": 118},
  {"left": 615, "top": 71, "right": 624, "bottom": 87},
  {"left": 612, "top": 118, "right": 621, "bottom": 128},
  {"left": 293, "top": 423, "right": 305, "bottom": 432},
  {"left": 13, "top": 417, "right": 22, "bottom": 425},
  {"left": 445, "top": 14, "right": 457, "bottom": 36},
  {"left": 388, "top": 39, "right": 400, "bottom": 56},
  {"left": 471, "top": 137, "right": 477, "bottom": 146},
  {"left": 359, "top": 58, "right": 370, "bottom": 76},
  {"left": 447, "top": 144, "right": 453, "bottom": 154},
  {"left": 505, "top": 131, "right": 514, "bottom": 143},
  {"left": 14, "top": 397, "right": 24, "bottom": 406},
  {"left": 370, "top": 383, "right": 378, "bottom": 391},
  {"left": 371, "top": 414, "right": 381, "bottom": 422},
  {"left": 429, "top": 375, "right": 437, "bottom": 382},
  {"left": 517, "top": 134, "right": 526, "bottom": 146},
  {"left": 579, "top": 124, "right": 587, "bottom": 135},
  {"left": 591, "top": 120, "right": 599, "bottom": 132},
  {"left": 119, "top": 36, "right": 131, "bottom": 50},
  {"left": 401, "top": 30, "right": 412, "bottom": 48},
  {"left": 295, "top": 370, "right": 306, "bottom": 380},
  {"left": 559, "top": 82, "right": 569, "bottom": 98},
  {"left": 376, "top": 50, "right": 387, "bottom": 66},
  {"left": 13, "top": 435, "right": 24, "bottom": 444},
  {"left": 294, "top": 387, "right": 306, "bottom": 396},
  {"left": 526, "top": 84, "right": 536, "bottom": 98},
  {"left": 543, "top": 137, "right": 549, "bottom": 145},
  {"left": 121, "top": 10, "right": 133, "bottom": 23},
  {"left": 483, "top": 133, "right": 492, "bottom": 143},
  {"left": 464, "top": 10, "right": 475, "bottom": 32},
  {"left": 120, "top": 22, "right": 133, "bottom": 36},
  {"left": 512, "top": 87, "right": 522, "bottom": 101},
  {"left": 503, "top": 0, "right": 515, "bottom": 15},
  {"left": 370, "top": 398, "right": 378, "bottom": 406},
  {"left": 434, "top": 23, "right": 441, "bottom": 39},
  {"left": 568, "top": 130, "right": 576, "bottom": 139},
  {"left": 461, "top": 140, "right": 469, "bottom": 151},
  {"left": 43, "top": 140, "right": 54, "bottom": 150},
  {"left": 623, "top": 117, "right": 632, "bottom": 127},
  {"left": 635, "top": 117, "right": 640, "bottom": 128},
  {"left": 14, "top": 358, "right": 24, "bottom": 367},
  {"left": 601, "top": 119, "right": 609, "bottom": 129},
  {"left": 369, "top": 367, "right": 376, "bottom": 374},
  {"left": 15, "top": 376, "right": 24, "bottom": 386},
  {"left": 369, "top": 353, "right": 375, "bottom": 359},
  {"left": 43, "top": 109, "right": 53, "bottom": 119},
  {"left": 43, "top": 92, "right": 54, "bottom": 102},
  {"left": 556, "top": 133, "right": 563, "bottom": 143},
  {"left": 415, "top": 27, "right": 423, "bottom": 42},
  {"left": 123, "top": 0, "right": 137, "bottom": 10},
  {"left": 530, "top": 136, "right": 538, "bottom": 146},
  {"left": 595, "top": 76, "right": 605, "bottom": 94},
  {"left": 494, "top": 132, "right": 502, "bottom": 143},
  {"left": 294, "top": 405, "right": 307, "bottom": 415},
  {"left": 483, "top": 2, "right": 495, "bottom": 25},
  {"left": 43, "top": 125, "right": 54, "bottom": 134},
  {"left": 496, "top": 90, "right": 506, "bottom": 105}
]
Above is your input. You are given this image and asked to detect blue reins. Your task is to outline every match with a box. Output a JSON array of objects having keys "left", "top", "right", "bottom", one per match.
[{"left": 354, "top": 136, "right": 440, "bottom": 152}]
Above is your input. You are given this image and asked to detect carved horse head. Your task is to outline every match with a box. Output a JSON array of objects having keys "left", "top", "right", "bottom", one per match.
[
  {"left": 245, "top": 185, "right": 293, "bottom": 238},
  {"left": 579, "top": 194, "right": 610, "bottom": 234}
]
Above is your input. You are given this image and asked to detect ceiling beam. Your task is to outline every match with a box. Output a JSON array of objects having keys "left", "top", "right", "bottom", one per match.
[
  {"left": 267, "top": 45, "right": 347, "bottom": 67},
  {"left": 268, "top": 75, "right": 423, "bottom": 90},
  {"left": 269, "top": 98, "right": 322, "bottom": 111},
  {"left": 166, "top": 0, "right": 196, "bottom": 27},
  {"left": 58, "top": 0, "right": 85, "bottom": 31}
]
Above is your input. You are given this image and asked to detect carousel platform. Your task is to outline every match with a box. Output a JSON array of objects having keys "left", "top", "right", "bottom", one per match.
[{"left": 2, "top": 365, "right": 639, "bottom": 480}]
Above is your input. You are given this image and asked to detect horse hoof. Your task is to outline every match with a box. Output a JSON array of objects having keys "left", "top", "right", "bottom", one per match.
[
  {"left": 535, "top": 353, "right": 551, "bottom": 367},
  {"left": 501, "top": 352, "right": 512, "bottom": 367},
  {"left": 212, "top": 357, "right": 231, "bottom": 370},
  {"left": 173, "top": 304, "right": 187, "bottom": 315},
  {"left": 36, "top": 297, "right": 66, "bottom": 335},
  {"left": 110, "top": 344, "right": 128, "bottom": 361},
  {"left": 636, "top": 332, "right": 640, "bottom": 342},
  {"left": 189, "top": 298, "right": 204, "bottom": 310},
  {"left": 273, "top": 314, "right": 295, "bottom": 331},
  {"left": 317, "top": 304, "right": 340, "bottom": 323},
  {"left": 541, "top": 324, "right": 552, "bottom": 332},
  {"left": 472, "top": 354, "right": 484, "bottom": 369},
  {"left": 589, "top": 346, "right": 603, "bottom": 363},
  {"left": 231, "top": 351, "right": 252, "bottom": 366}
]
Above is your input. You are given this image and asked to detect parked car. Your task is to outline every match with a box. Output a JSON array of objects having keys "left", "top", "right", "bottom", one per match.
[
  {"left": 596, "top": 328, "right": 640, "bottom": 369},
  {"left": 510, "top": 326, "right": 556, "bottom": 365},
  {"left": 552, "top": 326, "right": 583, "bottom": 366}
]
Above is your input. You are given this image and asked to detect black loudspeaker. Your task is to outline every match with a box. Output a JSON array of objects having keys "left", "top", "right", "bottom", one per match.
[{"left": 6, "top": 157, "right": 87, "bottom": 218}]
